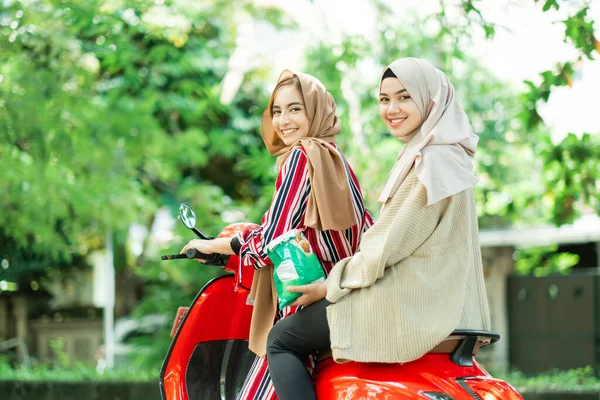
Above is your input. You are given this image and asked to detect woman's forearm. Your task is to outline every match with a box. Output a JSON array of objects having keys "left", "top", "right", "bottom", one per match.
[{"left": 209, "top": 237, "right": 236, "bottom": 255}]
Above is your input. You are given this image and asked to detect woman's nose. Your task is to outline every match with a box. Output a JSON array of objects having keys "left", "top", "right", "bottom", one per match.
[
  {"left": 387, "top": 100, "right": 401, "bottom": 115},
  {"left": 280, "top": 111, "right": 291, "bottom": 125}
]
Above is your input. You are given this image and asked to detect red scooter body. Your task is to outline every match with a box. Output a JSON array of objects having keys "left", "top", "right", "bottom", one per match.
[
  {"left": 160, "top": 223, "right": 523, "bottom": 400},
  {"left": 315, "top": 356, "right": 522, "bottom": 399},
  {"left": 161, "top": 223, "right": 258, "bottom": 400}
]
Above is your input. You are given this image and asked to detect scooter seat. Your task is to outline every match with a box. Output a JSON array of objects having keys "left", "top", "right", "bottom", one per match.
[{"left": 316, "top": 329, "right": 499, "bottom": 365}]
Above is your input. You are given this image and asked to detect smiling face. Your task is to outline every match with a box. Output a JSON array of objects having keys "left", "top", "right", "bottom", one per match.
[
  {"left": 271, "top": 84, "right": 310, "bottom": 146},
  {"left": 379, "top": 77, "right": 423, "bottom": 139}
]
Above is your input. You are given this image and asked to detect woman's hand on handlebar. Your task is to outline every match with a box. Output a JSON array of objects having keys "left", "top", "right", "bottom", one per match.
[
  {"left": 287, "top": 283, "right": 327, "bottom": 307},
  {"left": 180, "top": 237, "right": 236, "bottom": 263},
  {"left": 181, "top": 239, "right": 214, "bottom": 263}
]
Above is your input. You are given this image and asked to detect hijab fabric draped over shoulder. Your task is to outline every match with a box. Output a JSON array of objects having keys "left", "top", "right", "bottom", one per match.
[{"left": 377, "top": 58, "right": 479, "bottom": 206}]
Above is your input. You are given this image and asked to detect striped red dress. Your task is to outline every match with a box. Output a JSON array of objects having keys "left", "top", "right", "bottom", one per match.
[{"left": 236, "top": 145, "right": 372, "bottom": 400}]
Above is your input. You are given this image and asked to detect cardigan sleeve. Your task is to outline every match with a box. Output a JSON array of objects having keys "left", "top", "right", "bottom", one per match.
[
  {"left": 326, "top": 172, "right": 451, "bottom": 303},
  {"left": 238, "top": 148, "right": 310, "bottom": 269}
]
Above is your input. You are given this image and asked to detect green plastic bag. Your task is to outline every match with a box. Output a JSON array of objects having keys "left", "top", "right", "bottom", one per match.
[{"left": 265, "top": 229, "right": 326, "bottom": 310}]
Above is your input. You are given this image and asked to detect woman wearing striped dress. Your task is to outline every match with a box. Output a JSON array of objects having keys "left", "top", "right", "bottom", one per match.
[{"left": 182, "top": 70, "right": 372, "bottom": 399}]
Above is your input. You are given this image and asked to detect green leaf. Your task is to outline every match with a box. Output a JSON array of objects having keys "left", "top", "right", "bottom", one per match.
[{"left": 542, "top": 0, "right": 560, "bottom": 12}]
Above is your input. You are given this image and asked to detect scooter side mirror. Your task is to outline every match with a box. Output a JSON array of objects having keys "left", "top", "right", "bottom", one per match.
[
  {"left": 161, "top": 202, "right": 219, "bottom": 262},
  {"left": 178, "top": 202, "right": 212, "bottom": 240},
  {"left": 179, "top": 202, "right": 197, "bottom": 229}
]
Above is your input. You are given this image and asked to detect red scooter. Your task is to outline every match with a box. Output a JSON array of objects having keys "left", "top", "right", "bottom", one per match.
[{"left": 160, "top": 202, "right": 523, "bottom": 400}]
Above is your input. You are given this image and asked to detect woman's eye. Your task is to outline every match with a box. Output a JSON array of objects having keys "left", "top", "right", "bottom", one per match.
[
  {"left": 400, "top": 95, "right": 411, "bottom": 101},
  {"left": 272, "top": 110, "right": 281, "bottom": 115},
  {"left": 290, "top": 107, "right": 301, "bottom": 112},
  {"left": 379, "top": 97, "right": 389, "bottom": 103}
]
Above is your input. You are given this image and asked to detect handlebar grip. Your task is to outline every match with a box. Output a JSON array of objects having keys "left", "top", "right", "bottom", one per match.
[
  {"left": 185, "top": 248, "right": 229, "bottom": 266},
  {"left": 185, "top": 248, "right": 210, "bottom": 260}
]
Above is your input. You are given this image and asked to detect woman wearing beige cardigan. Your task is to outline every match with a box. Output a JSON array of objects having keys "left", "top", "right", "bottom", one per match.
[{"left": 265, "top": 58, "right": 491, "bottom": 400}]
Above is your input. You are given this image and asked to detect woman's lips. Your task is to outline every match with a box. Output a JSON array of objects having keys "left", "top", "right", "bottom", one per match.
[
  {"left": 388, "top": 117, "right": 407, "bottom": 128},
  {"left": 281, "top": 128, "right": 298, "bottom": 135}
]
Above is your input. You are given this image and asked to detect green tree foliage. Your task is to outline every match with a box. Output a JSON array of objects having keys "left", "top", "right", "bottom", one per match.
[
  {"left": 462, "top": 0, "right": 600, "bottom": 225},
  {"left": 514, "top": 245, "right": 580, "bottom": 277},
  {"left": 0, "top": 0, "right": 282, "bottom": 285},
  {"left": 0, "top": 0, "right": 288, "bottom": 368}
]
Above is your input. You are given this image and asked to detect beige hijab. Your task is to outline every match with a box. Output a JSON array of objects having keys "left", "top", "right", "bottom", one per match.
[
  {"left": 249, "top": 70, "right": 358, "bottom": 357},
  {"left": 378, "top": 58, "right": 479, "bottom": 205}
]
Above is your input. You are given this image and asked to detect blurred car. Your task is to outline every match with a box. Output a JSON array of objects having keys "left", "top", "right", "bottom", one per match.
[{"left": 96, "top": 313, "right": 168, "bottom": 370}]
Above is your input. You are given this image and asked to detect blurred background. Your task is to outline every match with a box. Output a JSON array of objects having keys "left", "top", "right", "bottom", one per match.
[{"left": 1, "top": 0, "right": 600, "bottom": 397}]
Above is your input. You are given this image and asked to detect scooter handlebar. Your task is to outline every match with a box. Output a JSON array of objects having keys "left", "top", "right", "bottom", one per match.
[{"left": 160, "top": 248, "right": 229, "bottom": 267}]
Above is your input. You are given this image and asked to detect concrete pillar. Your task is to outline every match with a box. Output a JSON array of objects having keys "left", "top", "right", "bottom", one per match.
[
  {"left": 481, "top": 246, "right": 515, "bottom": 372},
  {"left": 0, "top": 297, "right": 9, "bottom": 341},
  {"left": 12, "top": 295, "right": 28, "bottom": 363}
]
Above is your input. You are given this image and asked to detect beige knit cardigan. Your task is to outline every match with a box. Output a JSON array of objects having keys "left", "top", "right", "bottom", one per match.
[{"left": 325, "top": 169, "right": 491, "bottom": 363}]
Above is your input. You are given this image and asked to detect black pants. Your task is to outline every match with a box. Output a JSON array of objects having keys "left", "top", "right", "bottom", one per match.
[{"left": 266, "top": 299, "right": 330, "bottom": 400}]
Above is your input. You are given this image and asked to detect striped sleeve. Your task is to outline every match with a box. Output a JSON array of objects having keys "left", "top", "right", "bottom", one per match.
[{"left": 239, "top": 148, "right": 310, "bottom": 269}]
